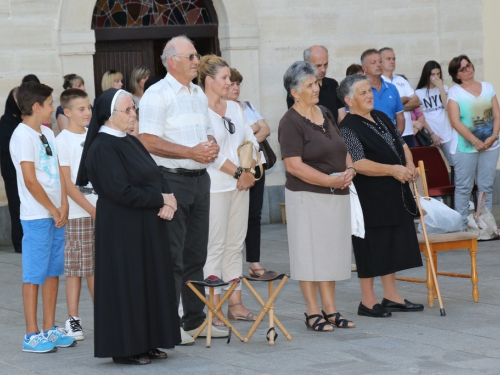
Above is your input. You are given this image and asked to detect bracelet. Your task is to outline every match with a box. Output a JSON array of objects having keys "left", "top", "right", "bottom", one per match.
[
  {"left": 233, "top": 166, "right": 243, "bottom": 180},
  {"left": 493, "top": 133, "right": 499, "bottom": 140},
  {"left": 347, "top": 166, "right": 357, "bottom": 176},
  {"left": 329, "top": 172, "right": 342, "bottom": 193},
  {"left": 472, "top": 138, "right": 479, "bottom": 146}
]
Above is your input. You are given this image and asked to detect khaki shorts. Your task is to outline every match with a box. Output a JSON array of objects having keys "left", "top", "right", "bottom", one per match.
[{"left": 64, "top": 217, "right": 95, "bottom": 277}]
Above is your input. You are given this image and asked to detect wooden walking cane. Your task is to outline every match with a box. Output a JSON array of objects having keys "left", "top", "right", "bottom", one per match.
[{"left": 413, "top": 179, "right": 446, "bottom": 316}]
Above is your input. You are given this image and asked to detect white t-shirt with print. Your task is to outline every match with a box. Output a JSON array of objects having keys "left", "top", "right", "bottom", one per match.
[
  {"left": 9, "top": 123, "right": 61, "bottom": 220},
  {"left": 382, "top": 74, "right": 415, "bottom": 136},
  {"left": 415, "top": 86, "right": 452, "bottom": 143},
  {"left": 56, "top": 129, "right": 97, "bottom": 219}
]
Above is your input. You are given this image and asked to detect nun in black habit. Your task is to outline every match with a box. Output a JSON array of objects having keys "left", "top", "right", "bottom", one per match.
[{"left": 76, "top": 88, "right": 181, "bottom": 365}]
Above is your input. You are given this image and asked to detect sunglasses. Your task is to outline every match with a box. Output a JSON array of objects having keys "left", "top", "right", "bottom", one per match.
[
  {"left": 113, "top": 105, "right": 137, "bottom": 115},
  {"left": 222, "top": 116, "right": 235, "bottom": 134},
  {"left": 458, "top": 62, "right": 473, "bottom": 73},
  {"left": 173, "top": 53, "right": 201, "bottom": 61},
  {"left": 40, "top": 134, "right": 53, "bottom": 156}
]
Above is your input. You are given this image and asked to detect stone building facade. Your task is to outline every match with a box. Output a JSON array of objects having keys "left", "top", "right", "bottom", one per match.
[{"left": 1, "top": 0, "right": 499, "bottom": 244}]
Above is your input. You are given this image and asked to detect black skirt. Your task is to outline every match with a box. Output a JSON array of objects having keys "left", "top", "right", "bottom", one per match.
[{"left": 352, "top": 212, "right": 422, "bottom": 278}]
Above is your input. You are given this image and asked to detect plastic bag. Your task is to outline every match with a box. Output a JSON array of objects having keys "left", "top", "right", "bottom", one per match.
[
  {"left": 467, "top": 192, "right": 499, "bottom": 240},
  {"left": 417, "top": 196, "right": 462, "bottom": 234}
]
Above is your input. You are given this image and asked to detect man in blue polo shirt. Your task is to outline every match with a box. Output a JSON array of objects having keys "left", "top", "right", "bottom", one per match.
[{"left": 360, "top": 48, "right": 405, "bottom": 134}]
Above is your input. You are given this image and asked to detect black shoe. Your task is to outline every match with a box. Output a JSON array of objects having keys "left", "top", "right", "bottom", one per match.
[
  {"left": 381, "top": 298, "right": 424, "bottom": 312},
  {"left": 112, "top": 355, "right": 151, "bottom": 365},
  {"left": 143, "top": 348, "right": 167, "bottom": 359},
  {"left": 357, "top": 302, "right": 392, "bottom": 318}
]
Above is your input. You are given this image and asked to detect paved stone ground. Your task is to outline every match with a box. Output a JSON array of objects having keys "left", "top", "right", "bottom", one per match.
[{"left": 0, "top": 206, "right": 499, "bottom": 375}]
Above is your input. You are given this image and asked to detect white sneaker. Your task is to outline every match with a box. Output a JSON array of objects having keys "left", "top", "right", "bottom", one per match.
[
  {"left": 185, "top": 325, "right": 229, "bottom": 338},
  {"left": 179, "top": 327, "right": 194, "bottom": 346},
  {"left": 469, "top": 201, "right": 475, "bottom": 211},
  {"left": 65, "top": 317, "right": 84, "bottom": 341}
]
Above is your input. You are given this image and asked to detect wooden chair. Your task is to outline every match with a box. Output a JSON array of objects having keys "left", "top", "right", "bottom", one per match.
[
  {"left": 240, "top": 272, "right": 292, "bottom": 345},
  {"left": 186, "top": 276, "right": 244, "bottom": 347},
  {"left": 396, "top": 160, "right": 479, "bottom": 307},
  {"left": 410, "top": 146, "right": 455, "bottom": 207}
]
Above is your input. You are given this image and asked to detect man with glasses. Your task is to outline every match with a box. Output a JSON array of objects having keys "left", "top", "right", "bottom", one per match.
[
  {"left": 139, "top": 35, "right": 224, "bottom": 344},
  {"left": 286, "top": 45, "right": 346, "bottom": 123}
]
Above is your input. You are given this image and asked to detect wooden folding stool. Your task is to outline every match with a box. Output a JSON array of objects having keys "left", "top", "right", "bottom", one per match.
[
  {"left": 241, "top": 272, "right": 292, "bottom": 345},
  {"left": 186, "top": 276, "right": 244, "bottom": 348}
]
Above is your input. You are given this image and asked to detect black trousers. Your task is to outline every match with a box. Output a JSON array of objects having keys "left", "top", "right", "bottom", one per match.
[
  {"left": 161, "top": 171, "right": 210, "bottom": 331},
  {"left": 1, "top": 168, "right": 23, "bottom": 251},
  {"left": 245, "top": 168, "right": 265, "bottom": 262}
]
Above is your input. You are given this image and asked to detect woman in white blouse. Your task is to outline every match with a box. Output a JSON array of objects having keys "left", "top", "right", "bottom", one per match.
[
  {"left": 225, "top": 68, "right": 271, "bottom": 278},
  {"left": 199, "top": 55, "right": 258, "bottom": 324}
]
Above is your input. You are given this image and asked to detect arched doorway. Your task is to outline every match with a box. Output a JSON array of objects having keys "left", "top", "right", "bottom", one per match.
[{"left": 91, "top": 0, "right": 219, "bottom": 96}]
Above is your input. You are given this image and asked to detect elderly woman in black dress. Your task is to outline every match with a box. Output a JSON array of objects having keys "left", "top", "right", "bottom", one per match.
[
  {"left": 77, "top": 88, "right": 180, "bottom": 365},
  {"left": 279, "top": 61, "right": 355, "bottom": 332},
  {"left": 338, "top": 74, "right": 424, "bottom": 318}
]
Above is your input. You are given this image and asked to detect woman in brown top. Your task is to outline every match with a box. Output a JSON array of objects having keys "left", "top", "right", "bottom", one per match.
[{"left": 279, "top": 61, "right": 355, "bottom": 332}]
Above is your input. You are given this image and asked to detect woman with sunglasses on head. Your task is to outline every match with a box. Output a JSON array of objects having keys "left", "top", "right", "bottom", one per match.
[
  {"left": 199, "top": 55, "right": 259, "bottom": 324},
  {"left": 447, "top": 55, "right": 500, "bottom": 230},
  {"left": 415, "top": 61, "right": 453, "bottom": 164}
]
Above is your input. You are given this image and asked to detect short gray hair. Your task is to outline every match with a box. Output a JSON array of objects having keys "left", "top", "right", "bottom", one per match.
[
  {"left": 379, "top": 47, "right": 394, "bottom": 55},
  {"left": 283, "top": 61, "right": 317, "bottom": 95},
  {"left": 303, "top": 45, "right": 328, "bottom": 62},
  {"left": 160, "top": 35, "right": 194, "bottom": 69},
  {"left": 360, "top": 48, "right": 380, "bottom": 65},
  {"left": 112, "top": 91, "right": 133, "bottom": 114},
  {"left": 337, "top": 74, "right": 370, "bottom": 109}
]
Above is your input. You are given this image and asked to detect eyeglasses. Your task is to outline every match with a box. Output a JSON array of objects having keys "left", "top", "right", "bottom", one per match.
[
  {"left": 113, "top": 105, "right": 137, "bottom": 115},
  {"left": 173, "top": 53, "right": 201, "bottom": 61},
  {"left": 39, "top": 134, "right": 53, "bottom": 156},
  {"left": 458, "top": 62, "right": 473, "bottom": 73},
  {"left": 222, "top": 116, "right": 235, "bottom": 134}
]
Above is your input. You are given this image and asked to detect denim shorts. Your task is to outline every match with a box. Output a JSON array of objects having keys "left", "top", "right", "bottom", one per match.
[{"left": 21, "top": 218, "right": 65, "bottom": 285}]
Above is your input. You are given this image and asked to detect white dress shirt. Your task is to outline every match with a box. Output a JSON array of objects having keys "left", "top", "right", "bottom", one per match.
[{"left": 139, "top": 73, "right": 213, "bottom": 170}]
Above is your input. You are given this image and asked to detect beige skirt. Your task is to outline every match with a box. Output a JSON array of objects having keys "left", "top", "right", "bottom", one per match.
[{"left": 285, "top": 189, "right": 351, "bottom": 282}]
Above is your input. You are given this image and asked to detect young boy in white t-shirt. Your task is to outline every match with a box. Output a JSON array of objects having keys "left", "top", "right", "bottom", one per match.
[
  {"left": 10, "top": 82, "right": 76, "bottom": 353},
  {"left": 55, "top": 89, "right": 96, "bottom": 341}
]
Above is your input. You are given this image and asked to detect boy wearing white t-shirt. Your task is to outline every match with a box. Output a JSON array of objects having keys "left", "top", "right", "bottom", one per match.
[
  {"left": 10, "top": 82, "right": 76, "bottom": 353},
  {"left": 55, "top": 89, "right": 96, "bottom": 341}
]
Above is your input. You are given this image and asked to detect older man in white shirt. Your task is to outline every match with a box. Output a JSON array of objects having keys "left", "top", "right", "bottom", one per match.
[
  {"left": 380, "top": 47, "right": 421, "bottom": 147},
  {"left": 139, "top": 35, "right": 225, "bottom": 344}
]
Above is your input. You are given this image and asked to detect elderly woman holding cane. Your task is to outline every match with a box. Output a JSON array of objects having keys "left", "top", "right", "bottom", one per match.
[
  {"left": 338, "top": 74, "right": 424, "bottom": 318},
  {"left": 279, "top": 61, "right": 355, "bottom": 332},
  {"left": 77, "top": 88, "right": 180, "bottom": 365}
]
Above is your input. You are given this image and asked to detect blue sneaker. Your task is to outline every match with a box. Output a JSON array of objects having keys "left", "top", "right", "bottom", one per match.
[
  {"left": 22, "top": 332, "right": 57, "bottom": 353},
  {"left": 44, "top": 326, "right": 77, "bottom": 348}
]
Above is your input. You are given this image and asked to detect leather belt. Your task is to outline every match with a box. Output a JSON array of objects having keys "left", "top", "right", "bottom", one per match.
[
  {"left": 159, "top": 166, "right": 206, "bottom": 177},
  {"left": 79, "top": 187, "right": 96, "bottom": 195}
]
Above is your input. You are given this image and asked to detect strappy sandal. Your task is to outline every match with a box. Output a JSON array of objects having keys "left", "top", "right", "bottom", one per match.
[
  {"left": 322, "top": 310, "right": 355, "bottom": 328},
  {"left": 248, "top": 266, "right": 266, "bottom": 278},
  {"left": 144, "top": 348, "right": 168, "bottom": 359},
  {"left": 227, "top": 303, "right": 257, "bottom": 321},
  {"left": 112, "top": 354, "right": 151, "bottom": 365},
  {"left": 304, "top": 313, "right": 333, "bottom": 332}
]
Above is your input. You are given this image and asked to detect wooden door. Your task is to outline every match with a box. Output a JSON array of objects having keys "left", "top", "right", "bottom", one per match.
[{"left": 93, "top": 40, "right": 154, "bottom": 97}]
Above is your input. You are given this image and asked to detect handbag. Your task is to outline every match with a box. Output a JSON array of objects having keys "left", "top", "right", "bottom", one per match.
[
  {"left": 467, "top": 192, "right": 499, "bottom": 240},
  {"left": 415, "top": 128, "right": 434, "bottom": 146},
  {"left": 243, "top": 101, "right": 277, "bottom": 170},
  {"left": 417, "top": 196, "right": 462, "bottom": 234},
  {"left": 237, "top": 141, "right": 263, "bottom": 181},
  {"left": 259, "top": 139, "right": 276, "bottom": 170}
]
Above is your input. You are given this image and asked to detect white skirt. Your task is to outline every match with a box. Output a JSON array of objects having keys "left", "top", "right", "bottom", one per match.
[{"left": 285, "top": 189, "right": 351, "bottom": 282}]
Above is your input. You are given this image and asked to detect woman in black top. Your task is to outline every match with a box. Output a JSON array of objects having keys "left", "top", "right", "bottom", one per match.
[{"left": 338, "top": 74, "right": 424, "bottom": 318}]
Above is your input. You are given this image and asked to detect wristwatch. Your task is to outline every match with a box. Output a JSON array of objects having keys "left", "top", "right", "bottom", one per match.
[
  {"left": 493, "top": 133, "right": 499, "bottom": 140},
  {"left": 233, "top": 167, "right": 243, "bottom": 179},
  {"left": 247, "top": 168, "right": 256, "bottom": 176}
]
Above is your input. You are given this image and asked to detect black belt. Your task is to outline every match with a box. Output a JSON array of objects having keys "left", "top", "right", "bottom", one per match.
[{"left": 159, "top": 166, "right": 206, "bottom": 177}]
